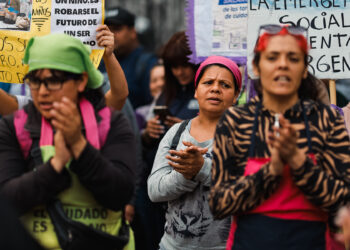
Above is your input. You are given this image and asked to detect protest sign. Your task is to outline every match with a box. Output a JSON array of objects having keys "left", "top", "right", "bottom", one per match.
[
  {"left": 186, "top": 0, "right": 247, "bottom": 65},
  {"left": 0, "top": 0, "right": 104, "bottom": 84},
  {"left": 247, "top": 0, "right": 350, "bottom": 79}
]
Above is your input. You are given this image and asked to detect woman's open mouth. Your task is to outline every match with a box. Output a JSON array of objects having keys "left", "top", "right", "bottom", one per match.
[
  {"left": 39, "top": 102, "right": 53, "bottom": 110},
  {"left": 207, "top": 97, "right": 222, "bottom": 104},
  {"left": 274, "top": 75, "right": 291, "bottom": 83}
]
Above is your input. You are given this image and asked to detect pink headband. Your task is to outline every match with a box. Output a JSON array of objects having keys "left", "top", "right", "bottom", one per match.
[{"left": 195, "top": 56, "right": 242, "bottom": 92}]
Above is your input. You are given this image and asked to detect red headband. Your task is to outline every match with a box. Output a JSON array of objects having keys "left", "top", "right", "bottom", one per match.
[{"left": 195, "top": 56, "right": 242, "bottom": 92}]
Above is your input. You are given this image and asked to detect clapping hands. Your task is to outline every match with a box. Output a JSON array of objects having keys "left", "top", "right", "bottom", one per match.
[
  {"left": 166, "top": 141, "right": 208, "bottom": 180},
  {"left": 50, "top": 97, "right": 87, "bottom": 173},
  {"left": 267, "top": 114, "right": 306, "bottom": 175}
]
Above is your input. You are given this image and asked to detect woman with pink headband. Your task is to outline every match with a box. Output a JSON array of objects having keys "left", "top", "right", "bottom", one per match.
[
  {"left": 209, "top": 24, "right": 350, "bottom": 250},
  {"left": 148, "top": 56, "right": 241, "bottom": 250}
]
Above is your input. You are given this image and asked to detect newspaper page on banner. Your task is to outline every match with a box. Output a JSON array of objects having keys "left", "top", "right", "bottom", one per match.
[
  {"left": 186, "top": 0, "right": 247, "bottom": 65},
  {"left": 247, "top": 0, "right": 350, "bottom": 79},
  {"left": 212, "top": 0, "right": 247, "bottom": 56},
  {"left": 0, "top": 0, "right": 104, "bottom": 84}
]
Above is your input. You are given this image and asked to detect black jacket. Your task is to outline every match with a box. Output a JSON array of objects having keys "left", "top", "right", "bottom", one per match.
[{"left": 0, "top": 101, "right": 136, "bottom": 214}]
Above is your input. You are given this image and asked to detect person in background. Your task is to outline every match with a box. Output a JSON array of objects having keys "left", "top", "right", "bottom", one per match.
[
  {"left": 209, "top": 24, "right": 350, "bottom": 250},
  {"left": 148, "top": 56, "right": 241, "bottom": 250},
  {"left": 142, "top": 31, "right": 198, "bottom": 142},
  {"left": 116, "top": 61, "right": 165, "bottom": 250},
  {"left": 310, "top": 75, "right": 330, "bottom": 105},
  {"left": 148, "top": 62, "right": 165, "bottom": 102},
  {"left": 104, "top": 6, "right": 157, "bottom": 109},
  {"left": 137, "top": 31, "right": 198, "bottom": 250},
  {"left": 96, "top": 22, "right": 147, "bottom": 250},
  {"left": 0, "top": 33, "right": 136, "bottom": 249},
  {"left": 135, "top": 60, "right": 165, "bottom": 130}
]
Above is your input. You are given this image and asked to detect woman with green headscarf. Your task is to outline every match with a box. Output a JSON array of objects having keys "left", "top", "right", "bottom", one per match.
[{"left": 0, "top": 32, "right": 136, "bottom": 250}]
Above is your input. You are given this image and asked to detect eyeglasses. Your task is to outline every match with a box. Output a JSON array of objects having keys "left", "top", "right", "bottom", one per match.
[
  {"left": 258, "top": 24, "right": 308, "bottom": 39},
  {"left": 23, "top": 75, "right": 70, "bottom": 91}
]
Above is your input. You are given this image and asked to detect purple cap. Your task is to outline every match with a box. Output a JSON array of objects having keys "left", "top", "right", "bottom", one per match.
[{"left": 195, "top": 56, "right": 242, "bottom": 92}]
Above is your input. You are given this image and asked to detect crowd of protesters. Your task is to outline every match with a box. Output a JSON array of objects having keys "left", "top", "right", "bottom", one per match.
[{"left": 0, "top": 5, "right": 350, "bottom": 250}]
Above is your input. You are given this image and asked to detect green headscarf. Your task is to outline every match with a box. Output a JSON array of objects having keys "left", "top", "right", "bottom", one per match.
[{"left": 23, "top": 33, "right": 103, "bottom": 89}]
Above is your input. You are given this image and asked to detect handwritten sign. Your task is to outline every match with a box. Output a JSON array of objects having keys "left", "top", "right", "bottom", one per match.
[
  {"left": 186, "top": 0, "right": 247, "bottom": 65},
  {"left": 0, "top": 0, "right": 104, "bottom": 84},
  {"left": 247, "top": 0, "right": 350, "bottom": 79}
]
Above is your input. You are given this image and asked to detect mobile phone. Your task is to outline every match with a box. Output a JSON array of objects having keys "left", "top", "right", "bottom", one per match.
[{"left": 153, "top": 106, "right": 172, "bottom": 122}]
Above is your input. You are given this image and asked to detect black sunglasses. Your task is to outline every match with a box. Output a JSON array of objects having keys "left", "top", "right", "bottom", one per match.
[{"left": 23, "top": 75, "right": 71, "bottom": 91}]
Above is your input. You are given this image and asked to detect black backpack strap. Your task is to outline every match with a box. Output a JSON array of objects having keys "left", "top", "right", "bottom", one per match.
[
  {"left": 30, "top": 137, "right": 43, "bottom": 166},
  {"left": 170, "top": 119, "right": 190, "bottom": 150}
]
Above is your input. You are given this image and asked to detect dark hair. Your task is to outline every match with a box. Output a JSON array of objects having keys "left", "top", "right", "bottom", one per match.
[
  {"left": 150, "top": 58, "right": 164, "bottom": 71},
  {"left": 82, "top": 87, "right": 105, "bottom": 107},
  {"left": 28, "top": 69, "right": 104, "bottom": 107},
  {"left": 195, "top": 63, "right": 240, "bottom": 94},
  {"left": 252, "top": 46, "right": 319, "bottom": 101},
  {"left": 162, "top": 31, "right": 192, "bottom": 67},
  {"left": 26, "top": 68, "right": 84, "bottom": 82},
  {"left": 161, "top": 31, "right": 197, "bottom": 106}
]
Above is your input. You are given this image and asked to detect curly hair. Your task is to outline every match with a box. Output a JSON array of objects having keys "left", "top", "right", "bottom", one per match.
[{"left": 161, "top": 31, "right": 197, "bottom": 106}]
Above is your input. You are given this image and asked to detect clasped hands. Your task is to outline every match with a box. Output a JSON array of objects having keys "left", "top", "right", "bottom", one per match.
[
  {"left": 50, "top": 97, "right": 86, "bottom": 173},
  {"left": 166, "top": 141, "right": 208, "bottom": 180},
  {"left": 267, "top": 115, "right": 306, "bottom": 176}
]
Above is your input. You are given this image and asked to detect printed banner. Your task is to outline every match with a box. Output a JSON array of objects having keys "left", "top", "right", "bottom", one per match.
[
  {"left": 186, "top": 0, "right": 247, "bottom": 65},
  {"left": 247, "top": 0, "right": 350, "bottom": 79},
  {"left": 212, "top": 0, "right": 247, "bottom": 55},
  {"left": 0, "top": 0, "right": 104, "bottom": 84}
]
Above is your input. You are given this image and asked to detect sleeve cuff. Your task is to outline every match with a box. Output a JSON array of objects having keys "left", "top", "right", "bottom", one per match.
[
  {"left": 194, "top": 158, "right": 211, "bottom": 183},
  {"left": 290, "top": 156, "right": 314, "bottom": 180},
  {"left": 69, "top": 142, "right": 95, "bottom": 173},
  {"left": 175, "top": 170, "right": 198, "bottom": 187},
  {"left": 36, "top": 159, "right": 71, "bottom": 192}
]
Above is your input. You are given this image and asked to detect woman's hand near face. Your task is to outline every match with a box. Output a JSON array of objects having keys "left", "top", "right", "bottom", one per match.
[
  {"left": 268, "top": 115, "right": 306, "bottom": 169},
  {"left": 51, "top": 130, "right": 71, "bottom": 173},
  {"left": 145, "top": 116, "right": 165, "bottom": 139},
  {"left": 164, "top": 116, "right": 182, "bottom": 128},
  {"left": 50, "top": 97, "right": 87, "bottom": 159},
  {"left": 166, "top": 141, "right": 208, "bottom": 180}
]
